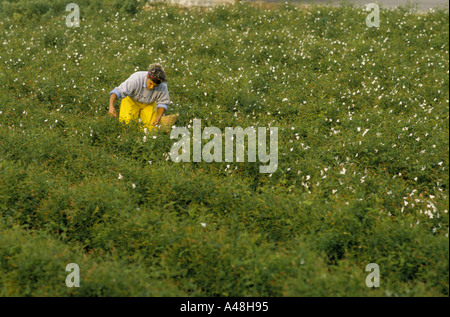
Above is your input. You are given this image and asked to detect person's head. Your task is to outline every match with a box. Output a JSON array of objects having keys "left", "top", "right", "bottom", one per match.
[{"left": 146, "top": 63, "right": 167, "bottom": 90}]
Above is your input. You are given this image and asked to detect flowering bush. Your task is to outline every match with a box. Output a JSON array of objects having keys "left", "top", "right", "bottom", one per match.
[{"left": 0, "top": 1, "right": 448, "bottom": 296}]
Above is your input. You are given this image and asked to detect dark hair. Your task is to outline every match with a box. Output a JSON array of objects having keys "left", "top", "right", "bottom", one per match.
[{"left": 148, "top": 63, "right": 167, "bottom": 84}]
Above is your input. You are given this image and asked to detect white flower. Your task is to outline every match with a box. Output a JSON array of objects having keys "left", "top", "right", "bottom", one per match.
[{"left": 118, "top": 173, "right": 123, "bottom": 180}]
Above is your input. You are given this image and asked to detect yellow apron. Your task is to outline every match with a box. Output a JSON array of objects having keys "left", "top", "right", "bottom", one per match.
[{"left": 118, "top": 96, "right": 157, "bottom": 132}]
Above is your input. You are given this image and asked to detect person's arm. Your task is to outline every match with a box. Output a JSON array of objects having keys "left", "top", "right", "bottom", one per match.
[
  {"left": 108, "top": 73, "right": 139, "bottom": 117},
  {"left": 152, "top": 106, "right": 166, "bottom": 125},
  {"left": 109, "top": 92, "right": 118, "bottom": 117},
  {"left": 153, "top": 83, "right": 170, "bottom": 125}
]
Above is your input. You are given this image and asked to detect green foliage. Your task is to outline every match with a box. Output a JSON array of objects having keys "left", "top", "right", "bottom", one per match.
[
  {"left": 0, "top": 222, "right": 184, "bottom": 296},
  {"left": 0, "top": 2, "right": 448, "bottom": 296}
]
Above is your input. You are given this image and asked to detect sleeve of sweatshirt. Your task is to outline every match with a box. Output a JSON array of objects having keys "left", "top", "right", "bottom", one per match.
[
  {"left": 156, "top": 84, "right": 170, "bottom": 111},
  {"left": 109, "top": 73, "right": 140, "bottom": 100}
]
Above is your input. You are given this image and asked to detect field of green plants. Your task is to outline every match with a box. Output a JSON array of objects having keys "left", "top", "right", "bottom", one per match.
[{"left": 0, "top": 0, "right": 448, "bottom": 296}]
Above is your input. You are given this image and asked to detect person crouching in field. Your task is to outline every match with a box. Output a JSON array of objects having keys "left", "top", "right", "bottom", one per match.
[{"left": 108, "top": 63, "right": 170, "bottom": 132}]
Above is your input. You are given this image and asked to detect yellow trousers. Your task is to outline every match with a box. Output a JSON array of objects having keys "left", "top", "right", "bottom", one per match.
[{"left": 119, "top": 96, "right": 157, "bottom": 132}]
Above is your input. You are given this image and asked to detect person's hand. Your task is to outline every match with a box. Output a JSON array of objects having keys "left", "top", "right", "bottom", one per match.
[
  {"left": 109, "top": 106, "right": 117, "bottom": 117},
  {"left": 152, "top": 116, "right": 161, "bottom": 126}
]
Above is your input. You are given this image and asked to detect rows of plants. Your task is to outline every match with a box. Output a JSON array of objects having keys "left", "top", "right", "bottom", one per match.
[{"left": 0, "top": 1, "right": 448, "bottom": 296}]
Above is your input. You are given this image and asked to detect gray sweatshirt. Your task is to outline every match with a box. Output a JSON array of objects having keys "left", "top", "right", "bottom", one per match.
[{"left": 110, "top": 71, "right": 170, "bottom": 110}]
